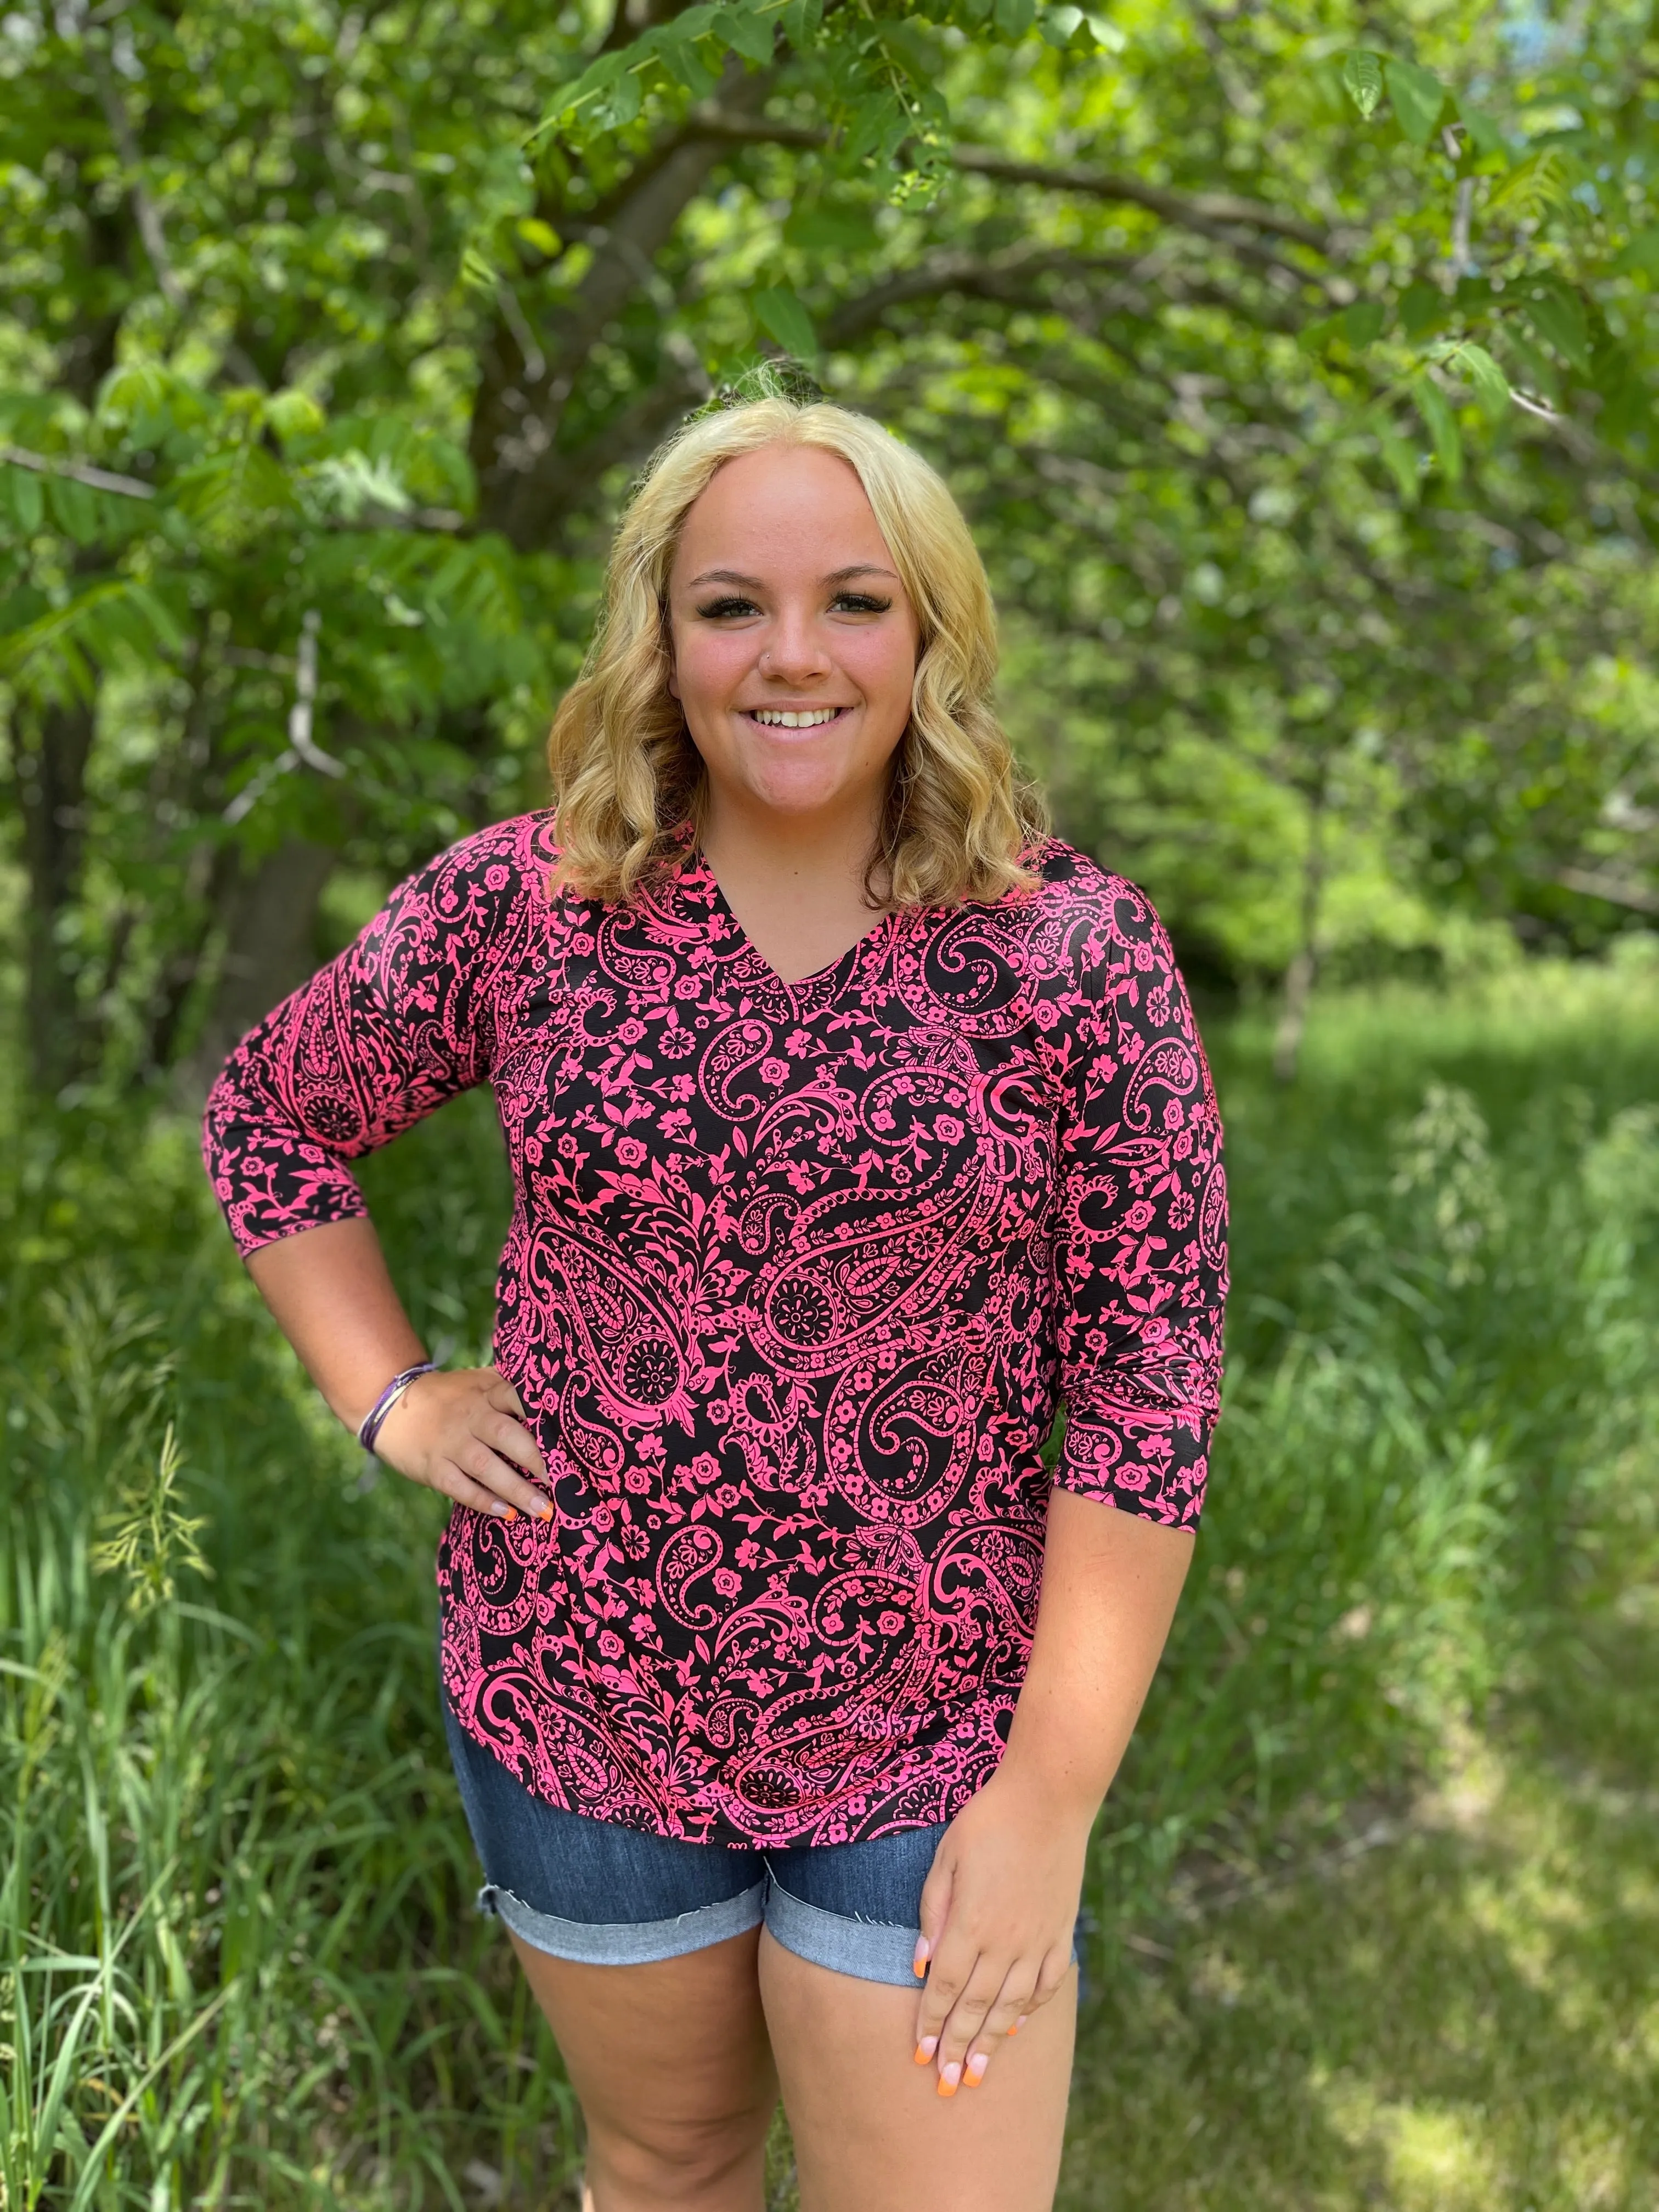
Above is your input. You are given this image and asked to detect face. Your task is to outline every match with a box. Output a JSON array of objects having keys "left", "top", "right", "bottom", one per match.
[{"left": 665, "top": 443, "right": 922, "bottom": 830}]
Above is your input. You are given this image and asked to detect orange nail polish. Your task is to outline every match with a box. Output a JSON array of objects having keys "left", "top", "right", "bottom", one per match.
[
  {"left": 965, "top": 2054, "right": 988, "bottom": 2086},
  {"left": 936, "top": 2075, "right": 958, "bottom": 2098},
  {"left": 936, "top": 2061, "right": 961, "bottom": 2097},
  {"left": 913, "top": 2044, "right": 930, "bottom": 2066}
]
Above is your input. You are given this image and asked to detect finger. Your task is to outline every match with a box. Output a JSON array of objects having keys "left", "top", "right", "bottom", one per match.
[
  {"left": 484, "top": 1373, "right": 528, "bottom": 1419},
  {"left": 428, "top": 1461, "right": 524, "bottom": 1521},
  {"left": 913, "top": 1842, "right": 956, "bottom": 1989},
  {"left": 454, "top": 1437, "right": 553, "bottom": 1520},
  {"left": 480, "top": 1409, "right": 547, "bottom": 1480},
  {"left": 931, "top": 1963, "right": 1008, "bottom": 2095},
  {"left": 958, "top": 1971, "right": 1040, "bottom": 2086}
]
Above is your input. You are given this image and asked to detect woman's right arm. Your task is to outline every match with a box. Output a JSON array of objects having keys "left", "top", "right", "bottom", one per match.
[
  {"left": 204, "top": 821, "right": 554, "bottom": 1521},
  {"left": 245, "top": 1218, "right": 551, "bottom": 1521}
]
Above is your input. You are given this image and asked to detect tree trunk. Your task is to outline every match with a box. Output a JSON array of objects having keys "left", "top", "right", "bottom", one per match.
[
  {"left": 15, "top": 699, "right": 99, "bottom": 1097},
  {"left": 179, "top": 838, "right": 336, "bottom": 1099},
  {"left": 1272, "top": 780, "right": 1327, "bottom": 1085}
]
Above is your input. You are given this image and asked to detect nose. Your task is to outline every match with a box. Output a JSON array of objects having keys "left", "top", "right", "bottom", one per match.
[{"left": 758, "top": 603, "right": 832, "bottom": 683}]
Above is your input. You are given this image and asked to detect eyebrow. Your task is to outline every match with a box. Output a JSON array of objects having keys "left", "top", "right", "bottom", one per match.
[{"left": 686, "top": 563, "right": 900, "bottom": 588}]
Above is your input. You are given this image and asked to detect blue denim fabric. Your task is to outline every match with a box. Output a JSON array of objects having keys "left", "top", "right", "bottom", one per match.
[{"left": 443, "top": 1697, "right": 945, "bottom": 1987}]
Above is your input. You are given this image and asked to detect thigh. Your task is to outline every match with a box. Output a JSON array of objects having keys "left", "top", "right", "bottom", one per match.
[
  {"left": 759, "top": 1931, "right": 1075, "bottom": 2212},
  {"left": 512, "top": 1927, "right": 779, "bottom": 2203}
]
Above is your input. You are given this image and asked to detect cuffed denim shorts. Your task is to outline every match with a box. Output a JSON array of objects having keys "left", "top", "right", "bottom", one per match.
[{"left": 443, "top": 1697, "right": 945, "bottom": 1988}]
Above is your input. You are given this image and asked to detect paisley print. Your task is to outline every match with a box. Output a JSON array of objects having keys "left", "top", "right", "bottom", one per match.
[{"left": 202, "top": 812, "right": 1228, "bottom": 1845}]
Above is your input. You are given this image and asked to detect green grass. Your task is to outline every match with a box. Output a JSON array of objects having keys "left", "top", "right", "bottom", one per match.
[{"left": 3, "top": 956, "right": 1657, "bottom": 2208}]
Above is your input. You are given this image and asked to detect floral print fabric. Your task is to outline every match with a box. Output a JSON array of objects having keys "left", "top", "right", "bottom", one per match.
[{"left": 204, "top": 812, "right": 1227, "bottom": 1844}]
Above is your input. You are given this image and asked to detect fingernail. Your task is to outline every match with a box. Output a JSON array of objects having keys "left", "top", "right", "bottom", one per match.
[
  {"left": 936, "top": 2062, "right": 961, "bottom": 2098},
  {"left": 1009, "top": 2016, "right": 1027, "bottom": 2037},
  {"left": 913, "top": 2036, "right": 938, "bottom": 2064},
  {"left": 912, "top": 1938, "right": 930, "bottom": 1978},
  {"left": 537, "top": 1505, "right": 554, "bottom": 1521},
  {"left": 965, "top": 2053, "right": 988, "bottom": 2085},
  {"left": 490, "top": 1504, "right": 517, "bottom": 1520}
]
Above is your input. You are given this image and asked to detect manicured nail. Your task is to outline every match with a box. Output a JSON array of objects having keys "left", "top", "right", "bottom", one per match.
[
  {"left": 936, "top": 2062, "right": 961, "bottom": 2098},
  {"left": 1008, "top": 2016, "right": 1027, "bottom": 2037},
  {"left": 537, "top": 1505, "right": 554, "bottom": 1521},
  {"left": 912, "top": 1938, "right": 930, "bottom": 1978},
  {"left": 914, "top": 2036, "right": 938, "bottom": 2064},
  {"left": 965, "top": 2052, "right": 988, "bottom": 2086},
  {"left": 490, "top": 1504, "right": 517, "bottom": 1520}
]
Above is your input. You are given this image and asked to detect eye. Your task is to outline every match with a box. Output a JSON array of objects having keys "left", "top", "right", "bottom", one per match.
[
  {"left": 831, "top": 592, "right": 893, "bottom": 614},
  {"left": 696, "top": 595, "right": 760, "bottom": 619}
]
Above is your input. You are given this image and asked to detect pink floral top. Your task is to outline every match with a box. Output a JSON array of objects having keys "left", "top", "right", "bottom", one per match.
[{"left": 204, "top": 812, "right": 1227, "bottom": 1845}]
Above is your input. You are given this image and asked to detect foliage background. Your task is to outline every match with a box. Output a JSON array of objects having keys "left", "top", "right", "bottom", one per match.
[{"left": 4, "top": 2, "right": 1659, "bottom": 2207}]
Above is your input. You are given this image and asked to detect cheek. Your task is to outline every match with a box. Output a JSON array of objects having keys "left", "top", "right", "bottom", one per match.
[{"left": 670, "top": 627, "right": 743, "bottom": 706}]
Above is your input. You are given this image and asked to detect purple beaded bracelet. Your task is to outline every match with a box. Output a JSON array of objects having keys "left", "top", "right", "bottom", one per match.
[{"left": 357, "top": 1363, "right": 439, "bottom": 1456}]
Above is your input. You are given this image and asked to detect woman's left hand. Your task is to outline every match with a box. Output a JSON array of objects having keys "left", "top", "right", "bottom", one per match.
[{"left": 911, "top": 1762, "right": 1089, "bottom": 2096}]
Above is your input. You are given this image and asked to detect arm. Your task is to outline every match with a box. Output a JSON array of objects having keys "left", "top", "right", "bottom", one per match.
[
  {"left": 204, "top": 820, "right": 551, "bottom": 1517},
  {"left": 244, "top": 1217, "right": 550, "bottom": 1520},
  {"left": 915, "top": 877, "right": 1228, "bottom": 2095},
  {"left": 912, "top": 1492, "right": 1192, "bottom": 2091}
]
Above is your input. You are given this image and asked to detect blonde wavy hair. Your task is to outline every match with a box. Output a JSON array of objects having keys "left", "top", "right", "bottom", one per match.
[{"left": 548, "top": 387, "right": 1048, "bottom": 909}]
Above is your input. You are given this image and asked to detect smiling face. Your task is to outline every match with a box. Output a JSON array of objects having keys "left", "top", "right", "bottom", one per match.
[{"left": 666, "top": 442, "right": 922, "bottom": 837}]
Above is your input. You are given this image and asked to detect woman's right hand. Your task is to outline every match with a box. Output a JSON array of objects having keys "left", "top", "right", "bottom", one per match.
[{"left": 372, "top": 1366, "right": 552, "bottom": 1522}]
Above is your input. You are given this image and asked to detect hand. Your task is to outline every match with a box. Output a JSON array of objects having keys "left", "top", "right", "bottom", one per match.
[
  {"left": 371, "top": 1365, "right": 551, "bottom": 1523},
  {"left": 911, "top": 1763, "right": 1088, "bottom": 2097}
]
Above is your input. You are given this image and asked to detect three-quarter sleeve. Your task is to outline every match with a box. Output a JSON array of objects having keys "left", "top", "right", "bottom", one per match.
[
  {"left": 201, "top": 823, "right": 532, "bottom": 1257},
  {"left": 1048, "top": 883, "right": 1228, "bottom": 1527}
]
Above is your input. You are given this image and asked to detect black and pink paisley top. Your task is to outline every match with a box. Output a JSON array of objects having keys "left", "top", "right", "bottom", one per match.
[{"left": 204, "top": 812, "right": 1227, "bottom": 1846}]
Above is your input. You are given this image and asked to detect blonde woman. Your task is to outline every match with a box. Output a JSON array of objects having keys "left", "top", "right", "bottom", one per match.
[{"left": 203, "top": 385, "right": 1228, "bottom": 2211}]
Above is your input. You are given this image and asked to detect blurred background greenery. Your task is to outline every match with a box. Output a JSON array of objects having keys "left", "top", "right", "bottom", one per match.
[{"left": 4, "top": 1, "right": 1658, "bottom": 2206}]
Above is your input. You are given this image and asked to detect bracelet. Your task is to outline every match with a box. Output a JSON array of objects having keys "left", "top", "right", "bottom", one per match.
[{"left": 357, "top": 1363, "right": 439, "bottom": 1456}]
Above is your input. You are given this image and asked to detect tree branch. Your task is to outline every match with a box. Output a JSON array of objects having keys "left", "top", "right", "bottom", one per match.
[
  {"left": 2, "top": 444, "right": 155, "bottom": 500},
  {"left": 681, "top": 108, "right": 1329, "bottom": 251}
]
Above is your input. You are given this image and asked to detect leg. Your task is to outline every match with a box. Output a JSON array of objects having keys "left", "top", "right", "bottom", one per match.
[
  {"left": 759, "top": 1929, "right": 1075, "bottom": 2212},
  {"left": 510, "top": 1926, "right": 779, "bottom": 2212}
]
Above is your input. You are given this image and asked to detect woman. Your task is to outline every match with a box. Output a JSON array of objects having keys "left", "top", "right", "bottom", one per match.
[{"left": 202, "top": 387, "right": 1227, "bottom": 2212}]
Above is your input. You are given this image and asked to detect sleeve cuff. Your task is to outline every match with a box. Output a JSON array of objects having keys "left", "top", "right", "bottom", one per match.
[{"left": 1054, "top": 1413, "right": 1210, "bottom": 1528}]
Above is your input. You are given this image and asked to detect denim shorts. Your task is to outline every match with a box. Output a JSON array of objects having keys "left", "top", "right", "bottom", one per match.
[{"left": 443, "top": 1698, "right": 945, "bottom": 1988}]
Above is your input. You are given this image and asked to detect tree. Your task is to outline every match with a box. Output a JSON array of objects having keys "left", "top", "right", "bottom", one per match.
[{"left": 3, "top": 0, "right": 1658, "bottom": 1093}]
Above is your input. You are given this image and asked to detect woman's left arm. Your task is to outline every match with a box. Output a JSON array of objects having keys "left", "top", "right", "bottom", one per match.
[
  {"left": 912, "top": 1490, "right": 1193, "bottom": 2092},
  {"left": 914, "top": 876, "right": 1227, "bottom": 2095}
]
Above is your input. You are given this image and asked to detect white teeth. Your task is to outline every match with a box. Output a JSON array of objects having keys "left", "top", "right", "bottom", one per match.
[{"left": 751, "top": 708, "right": 841, "bottom": 727}]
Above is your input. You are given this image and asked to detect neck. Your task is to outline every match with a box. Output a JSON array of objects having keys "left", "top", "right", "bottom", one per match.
[{"left": 698, "top": 781, "right": 886, "bottom": 910}]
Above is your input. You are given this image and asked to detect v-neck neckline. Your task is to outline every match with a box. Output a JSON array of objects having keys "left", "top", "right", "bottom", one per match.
[{"left": 684, "top": 851, "right": 895, "bottom": 995}]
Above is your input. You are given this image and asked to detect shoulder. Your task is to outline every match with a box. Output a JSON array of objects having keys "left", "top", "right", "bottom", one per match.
[
  {"left": 377, "top": 811, "right": 560, "bottom": 932},
  {"left": 997, "top": 838, "right": 1174, "bottom": 987}
]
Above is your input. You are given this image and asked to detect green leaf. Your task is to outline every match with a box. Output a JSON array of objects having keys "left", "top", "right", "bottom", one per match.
[
  {"left": 842, "top": 92, "right": 906, "bottom": 167},
  {"left": 780, "top": 0, "right": 822, "bottom": 43},
  {"left": 1487, "top": 148, "right": 1576, "bottom": 221},
  {"left": 1340, "top": 300, "right": 1385, "bottom": 348},
  {"left": 1340, "top": 50, "right": 1385, "bottom": 122},
  {"left": 516, "top": 217, "right": 562, "bottom": 258},
  {"left": 266, "top": 388, "right": 326, "bottom": 440},
  {"left": 753, "top": 285, "right": 819, "bottom": 359},
  {"left": 1397, "top": 281, "right": 1446, "bottom": 342},
  {"left": 1373, "top": 416, "right": 1420, "bottom": 505},
  {"left": 1611, "top": 225, "right": 1659, "bottom": 278},
  {"left": 1410, "top": 373, "right": 1463, "bottom": 482},
  {"left": 1299, "top": 300, "right": 1384, "bottom": 356},
  {"left": 1040, "top": 5, "right": 1087, "bottom": 48},
  {"left": 3, "top": 460, "right": 44, "bottom": 533},
  {"left": 994, "top": 0, "right": 1036, "bottom": 40},
  {"left": 1449, "top": 341, "right": 1510, "bottom": 422},
  {"left": 1459, "top": 108, "right": 1509, "bottom": 161},
  {"left": 713, "top": 4, "right": 776, "bottom": 65},
  {"left": 1522, "top": 285, "right": 1590, "bottom": 374},
  {"left": 1385, "top": 57, "right": 1450, "bottom": 148}
]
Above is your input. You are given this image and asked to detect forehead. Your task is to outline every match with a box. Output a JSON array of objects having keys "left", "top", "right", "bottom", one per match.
[{"left": 672, "top": 444, "right": 893, "bottom": 577}]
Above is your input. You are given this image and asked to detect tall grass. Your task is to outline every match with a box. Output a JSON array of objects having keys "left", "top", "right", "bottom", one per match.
[{"left": 3, "top": 956, "right": 1657, "bottom": 2206}]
